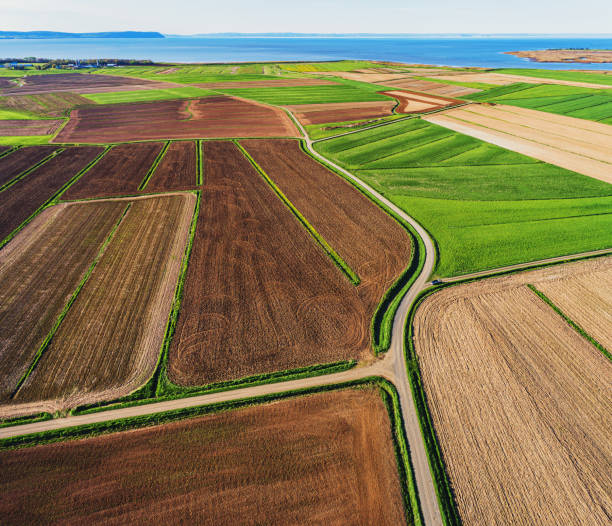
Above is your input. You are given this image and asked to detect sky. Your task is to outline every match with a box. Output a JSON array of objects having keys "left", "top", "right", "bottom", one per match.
[{"left": 2, "top": 0, "right": 612, "bottom": 35}]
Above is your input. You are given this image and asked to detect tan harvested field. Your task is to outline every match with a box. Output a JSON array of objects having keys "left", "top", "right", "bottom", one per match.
[
  {"left": 62, "top": 142, "right": 164, "bottom": 199},
  {"left": 425, "top": 104, "right": 612, "bottom": 184},
  {"left": 432, "top": 71, "right": 612, "bottom": 89},
  {"left": 0, "top": 388, "right": 405, "bottom": 525},
  {"left": 0, "top": 119, "right": 64, "bottom": 136},
  {"left": 0, "top": 201, "right": 125, "bottom": 402},
  {"left": 241, "top": 139, "right": 411, "bottom": 325},
  {"left": 413, "top": 257, "right": 612, "bottom": 526},
  {"left": 168, "top": 141, "right": 369, "bottom": 386},
  {"left": 380, "top": 90, "right": 460, "bottom": 113},
  {"left": 380, "top": 78, "right": 481, "bottom": 97},
  {"left": 193, "top": 78, "right": 337, "bottom": 89},
  {"left": 145, "top": 140, "right": 197, "bottom": 191},
  {"left": 286, "top": 100, "right": 396, "bottom": 125},
  {"left": 6, "top": 194, "right": 196, "bottom": 416}
]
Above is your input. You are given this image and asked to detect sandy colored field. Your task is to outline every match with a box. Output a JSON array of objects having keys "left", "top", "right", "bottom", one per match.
[
  {"left": 168, "top": 141, "right": 369, "bottom": 386},
  {"left": 0, "top": 146, "right": 103, "bottom": 243},
  {"left": 413, "top": 257, "right": 612, "bottom": 526},
  {"left": 433, "top": 72, "right": 612, "bottom": 89},
  {"left": 425, "top": 104, "right": 612, "bottom": 184},
  {"left": 54, "top": 96, "right": 299, "bottom": 143},
  {"left": 0, "top": 119, "right": 64, "bottom": 136},
  {"left": 62, "top": 142, "right": 164, "bottom": 199},
  {"left": 506, "top": 49, "right": 612, "bottom": 64},
  {"left": 241, "top": 139, "right": 411, "bottom": 326},
  {"left": 0, "top": 92, "right": 91, "bottom": 118},
  {"left": 0, "top": 145, "right": 56, "bottom": 187},
  {"left": 0, "top": 388, "right": 405, "bottom": 526},
  {"left": 0, "top": 201, "right": 125, "bottom": 402},
  {"left": 145, "top": 140, "right": 197, "bottom": 191},
  {"left": 6, "top": 194, "right": 195, "bottom": 416},
  {"left": 193, "top": 78, "right": 337, "bottom": 88},
  {"left": 286, "top": 100, "right": 396, "bottom": 125},
  {"left": 381, "top": 77, "right": 481, "bottom": 97},
  {"left": 380, "top": 90, "right": 459, "bottom": 113}
]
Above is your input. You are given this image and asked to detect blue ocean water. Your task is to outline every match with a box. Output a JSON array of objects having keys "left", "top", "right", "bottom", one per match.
[{"left": 1, "top": 36, "right": 611, "bottom": 69}]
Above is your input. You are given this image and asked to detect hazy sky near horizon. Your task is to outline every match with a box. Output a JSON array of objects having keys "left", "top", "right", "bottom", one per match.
[{"left": 2, "top": 0, "right": 612, "bottom": 35}]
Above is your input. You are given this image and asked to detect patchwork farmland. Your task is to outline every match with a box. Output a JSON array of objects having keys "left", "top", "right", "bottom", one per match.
[
  {"left": 412, "top": 257, "right": 612, "bottom": 526},
  {"left": 0, "top": 145, "right": 56, "bottom": 187},
  {"left": 145, "top": 140, "right": 198, "bottom": 191}
]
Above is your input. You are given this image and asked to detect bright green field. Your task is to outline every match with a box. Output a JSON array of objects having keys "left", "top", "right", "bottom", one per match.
[
  {"left": 83, "top": 86, "right": 216, "bottom": 104},
  {"left": 0, "top": 108, "right": 42, "bottom": 120},
  {"left": 0, "top": 135, "right": 52, "bottom": 146},
  {"left": 279, "top": 60, "right": 385, "bottom": 72},
  {"left": 495, "top": 68, "right": 612, "bottom": 86},
  {"left": 464, "top": 83, "right": 612, "bottom": 123},
  {"left": 306, "top": 114, "right": 408, "bottom": 140},
  {"left": 314, "top": 119, "right": 612, "bottom": 276}
]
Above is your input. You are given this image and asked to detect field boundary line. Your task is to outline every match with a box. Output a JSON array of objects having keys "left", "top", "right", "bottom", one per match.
[
  {"left": 0, "top": 146, "right": 16, "bottom": 160},
  {"left": 527, "top": 284, "right": 611, "bottom": 361},
  {"left": 138, "top": 140, "right": 170, "bottom": 190},
  {"left": 0, "top": 147, "right": 62, "bottom": 193},
  {"left": 196, "top": 139, "right": 203, "bottom": 185},
  {"left": 235, "top": 140, "right": 361, "bottom": 285},
  {"left": 311, "top": 114, "right": 416, "bottom": 143},
  {"left": 10, "top": 204, "right": 132, "bottom": 398}
]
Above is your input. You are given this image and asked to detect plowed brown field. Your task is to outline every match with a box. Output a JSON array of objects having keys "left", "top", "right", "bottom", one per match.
[
  {"left": 0, "top": 201, "right": 125, "bottom": 402},
  {"left": 145, "top": 141, "right": 197, "bottom": 191},
  {"left": 54, "top": 96, "right": 299, "bottom": 143},
  {"left": 0, "top": 92, "right": 92, "bottom": 118},
  {"left": 380, "top": 90, "right": 460, "bottom": 113},
  {"left": 0, "top": 146, "right": 103, "bottom": 243},
  {"left": 0, "top": 146, "right": 56, "bottom": 187},
  {"left": 413, "top": 257, "right": 612, "bottom": 526},
  {"left": 241, "top": 139, "right": 411, "bottom": 317},
  {"left": 0, "top": 119, "right": 64, "bottom": 136},
  {"left": 8, "top": 194, "right": 195, "bottom": 415},
  {"left": 287, "top": 100, "right": 397, "bottom": 125},
  {"left": 168, "top": 141, "right": 368, "bottom": 386},
  {"left": 62, "top": 142, "right": 164, "bottom": 199},
  {"left": 380, "top": 78, "right": 481, "bottom": 97},
  {"left": 0, "top": 388, "right": 405, "bottom": 525}
]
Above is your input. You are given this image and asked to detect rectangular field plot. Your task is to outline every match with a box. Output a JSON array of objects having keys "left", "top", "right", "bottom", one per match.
[
  {"left": 0, "top": 146, "right": 103, "bottom": 244},
  {"left": 0, "top": 388, "right": 405, "bottom": 525},
  {"left": 0, "top": 201, "right": 126, "bottom": 402},
  {"left": 287, "top": 100, "right": 396, "bottom": 125},
  {"left": 0, "top": 119, "right": 64, "bottom": 136},
  {"left": 0, "top": 145, "right": 56, "bottom": 187},
  {"left": 145, "top": 140, "right": 197, "bottom": 191},
  {"left": 413, "top": 257, "right": 612, "bottom": 526},
  {"left": 168, "top": 141, "right": 369, "bottom": 386},
  {"left": 7, "top": 194, "right": 196, "bottom": 416},
  {"left": 241, "top": 139, "right": 411, "bottom": 320},
  {"left": 54, "top": 96, "right": 299, "bottom": 143},
  {"left": 62, "top": 142, "right": 164, "bottom": 199}
]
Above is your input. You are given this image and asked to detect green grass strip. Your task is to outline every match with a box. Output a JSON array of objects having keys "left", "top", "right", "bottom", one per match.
[
  {"left": 235, "top": 140, "right": 360, "bottom": 286},
  {"left": 0, "top": 146, "right": 16, "bottom": 160},
  {"left": 138, "top": 141, "right": 170, "bottom": 190},
  {"left": 196, "top": 139, "right": 203, "bottom": 185},
  {"left": 0, "top": 147, "right": 62, "bottom": 193},
  {"left": 527, "top": 284, "right": 611, "bottom": 361},
  {"left": 10, "top": 204, "right": 131, "bottom": 398}
]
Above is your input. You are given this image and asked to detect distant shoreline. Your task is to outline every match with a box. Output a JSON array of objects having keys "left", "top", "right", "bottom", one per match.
[
  {"left": 0, "top": 31, "right": 164, "bottom": 40},
  {"left": 506, "top": 49, "right": 612, "bottom": 64}
]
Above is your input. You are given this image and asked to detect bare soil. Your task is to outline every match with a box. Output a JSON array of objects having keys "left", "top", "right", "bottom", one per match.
[
  {"left": 0, "top": 92, "right": 92, "bottom": 118},
  {"left": 0, "top": 388, "right": 405, "bottom": 526},
  {"left": 286, "top": 101, "right": 396, "bottom": 125},
  {"left": 145, "top": 140, "right": 197, "bottom": 191},
  {"left": 0, "top": 119, "right": 64, "bottom": 136},
  {"left": 0, "top": 145, "right": 57, "bottom": 187},
  {"left": 379, "top": 90, "right": 460, "bottom": 113},
  {"left": 413, "top": 257, "right": 612, "bottom": 526},
  {"left": 382, "top": 78, "right": 481, "bottom": 97}
]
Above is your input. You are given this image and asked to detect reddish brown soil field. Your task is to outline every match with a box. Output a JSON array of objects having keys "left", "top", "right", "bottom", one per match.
[
  {"left": 54, "top": 96, "right": 299, "bottom": 143},
  {"left": 0, "top": 92, "right": 92, "bottom": 118},
  {"left": 241, "top": 139, "right": 411, "bottom": 321},
  {"left": 193, "top": 78, "right": 337, "bottom": 89},
  {"left": 0, "top": 389, "right": 405, "bottom": 526},
  {"left": 0, "top": 146, "right": 103, "bottom": 243},
  {"left": 145, "top": 140, "right": 197, "bottom": 191},
  {"left": 0, "top": 119, "right": 64, "bottom": 136},
  {"left": 63, "top": 142, "right": 164, "bottom": 199},
  {"left": 0, "top": 201, "right": 125, "bottom": 402},
  {"left": 0, "top": 145, "right": 10, "bottom": 155},
  {"left": 11, "top": 194, "right": 195, "bottom": 415},
  {"left": 168, "top": 141, "right": 368, "bottom": 386},
  {"left": 380, "top": 89, "right": 461, "bottom": 113},
  {"left": 1, "top": 73, "right": 176, "bottom": 95},
  {"left": 0, "top": 146, "right": 56, "bottom": 187},
  {"left": 287, "top": 101, "right": 396, "bottom": 125}
]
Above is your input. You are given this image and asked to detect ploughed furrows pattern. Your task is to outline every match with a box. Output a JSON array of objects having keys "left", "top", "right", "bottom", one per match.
[
  {"left": 168, "top": 141, "right": 368, "bottom": 386},
  {"left": 145, "top": 140, "right": 197, "bottom": 191},
  {"left": 241, "top": 139, "right": 411, "bottom": 322},
  {"left": 0, "top": 389, "right": 405, "bottom": 525},
  {"left": 413, "top": 257, "right": 612, "bottom": 526},
  {"left": 0, "top": 92, "right": 92, "bottom": 118},
  {"left": 0, "top": 146, "right": 56, "bottom": 187},
  {"left": 0, "top": 146, "right": 103, "bottom": 243},
  {"left": 12, "top": 195, "right": 195, "bottom": 414},
  {"left": 54, "top": 96, "right": 299, "bottom": 143},
  {"left": 0, "top": 201, "right": 126, "bottom": 403},
  {"left": 0, "top": 120, "right": 64, "bottom": 136},
  {"left": 62, "top": 142, "right": 164, "bottom": 199}
]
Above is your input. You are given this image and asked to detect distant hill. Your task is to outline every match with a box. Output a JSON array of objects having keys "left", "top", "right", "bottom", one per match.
[{"left": 0, "top": 31, "right": 164, "bottom": 39}]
